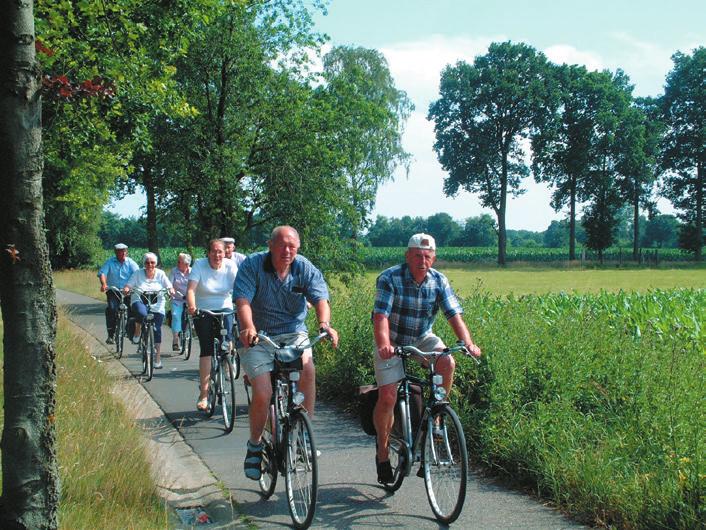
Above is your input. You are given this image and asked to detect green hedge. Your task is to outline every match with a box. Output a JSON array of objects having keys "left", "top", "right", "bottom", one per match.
[{"left": 315, "top": 283, "right": 704, "bottom": 529}]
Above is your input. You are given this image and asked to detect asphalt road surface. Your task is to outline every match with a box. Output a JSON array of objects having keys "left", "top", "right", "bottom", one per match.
[{"left": 58, "top": 289, "right": 583, "bottom": 529}]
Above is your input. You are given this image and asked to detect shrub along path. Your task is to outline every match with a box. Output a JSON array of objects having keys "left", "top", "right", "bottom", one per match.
[{"left": 57, "top": 288, "right": 582, "bottom": 529}]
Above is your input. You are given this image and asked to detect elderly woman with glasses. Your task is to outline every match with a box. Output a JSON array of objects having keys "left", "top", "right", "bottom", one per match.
[{"left": 124, "top": 252, "right": 175, "bottom": 369}]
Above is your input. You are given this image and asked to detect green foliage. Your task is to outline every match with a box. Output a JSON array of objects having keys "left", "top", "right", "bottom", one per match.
[
  {"left": 660, "top": 47, "right": 706, "bottom": 260},
  {"left": 317, "top": 280, "right": 705, "bottom": 528},
  {"left": 643, "top": 214, "right": 681, "bottom": 248}
]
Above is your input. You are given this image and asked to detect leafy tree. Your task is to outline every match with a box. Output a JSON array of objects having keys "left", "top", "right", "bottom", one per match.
[
  {"left": 543, "top": 219, "right": 570, "bottom": 248},
  {"left": 458, "top": 214, "right": 497, "bottom": 247},
  {"left": 660, "top": 47, "right": 705, "bottom": 260},
  {"left": 615, "top": 97, "right": 663, "bottom": 259},
  {"left": 429, "top": 41, "right": 556, "bottom": 265},
  {"left": 533, "top": 65, "right": 635, "bottom": 260},
  {"left": 320, "top": 46, "right": 413, "bottom": 238},
  {"left": 425, "top": 213, "right": 461, "bottom": 246},
  {"left": 0, "top": 1, "right": 59, "bottom": 526},
  {"left": 642, "top": 214, "right": 680, "bottom": 248}
]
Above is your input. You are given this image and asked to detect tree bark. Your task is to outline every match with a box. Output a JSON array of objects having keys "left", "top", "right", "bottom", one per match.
[
  {"left": 633, "top": 184, "right": 640, "bottom": 261},
  {"left": 0, "top": 2, "right": 60, "bottom": 528},
  {"left": 696, "top": 162, "right": 703, "bottom": 261},
  {"left": 143, "top": 162, "right": 160, "bottom": 260},
  {"left": 569, "top": 180, "right": 576, "bottom": 260}
]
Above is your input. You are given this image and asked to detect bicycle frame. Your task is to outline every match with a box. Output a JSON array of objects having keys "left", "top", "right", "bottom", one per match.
[{"left": 132, "top": 288, "right": 168, "bottom": 381}]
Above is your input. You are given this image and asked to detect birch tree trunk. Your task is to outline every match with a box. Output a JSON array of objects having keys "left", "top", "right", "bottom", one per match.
[{"left": 0, "top": 1, "right": 60, "bottom": 528}]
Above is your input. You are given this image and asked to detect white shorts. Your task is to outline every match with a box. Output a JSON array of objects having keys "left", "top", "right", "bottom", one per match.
[
  {"left": 373, "top": 333, "right": 446, "bottom": 387},
  {"left": 240, "top": 331, "right": 311, "bottom": 380}
]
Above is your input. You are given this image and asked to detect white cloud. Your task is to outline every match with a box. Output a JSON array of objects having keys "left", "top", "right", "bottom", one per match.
[{"left": 543, "top": 44, "right": 604, "bottom": 72}]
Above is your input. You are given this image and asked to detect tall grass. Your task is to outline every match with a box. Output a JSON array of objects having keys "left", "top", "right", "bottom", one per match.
[
  {"left": 0, "top": 312, "right": 169, "bottom": 528},
  {"left": 317, "top": 281, "right": 705, "bottom": 529}
]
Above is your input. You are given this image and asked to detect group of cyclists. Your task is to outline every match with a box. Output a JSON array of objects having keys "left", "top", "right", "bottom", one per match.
[{"left": 98, "top": 226, "right": 481, "bottom": 490}]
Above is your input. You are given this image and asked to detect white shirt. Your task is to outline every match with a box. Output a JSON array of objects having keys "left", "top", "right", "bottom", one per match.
[
  {"left": 126, "top": 269, "right": 173, "bottom": 314},
  {"left": 189, "top": 258, "right": 238, "bottom": 310}
]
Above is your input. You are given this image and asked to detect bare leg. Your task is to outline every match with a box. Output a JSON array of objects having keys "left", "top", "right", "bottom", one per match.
[
  {"left": 198, "top": 356, "right": 210, "bottom": 401},
  {"left": 299, "top": 350, "right": 316, "bottom": 418},
  {"left": 248, "top": 372, "right": 273, "bottom": 444},
  {"left": 374, "top": 383, "right": 398, "bottom": 462}
]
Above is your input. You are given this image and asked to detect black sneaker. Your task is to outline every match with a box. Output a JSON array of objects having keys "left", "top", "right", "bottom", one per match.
[
  {"left": 106, "top": 336, "right": 115, "bottom": 345},
  {"left": 376, "top": 457, "right": 393, "bottom": 484}
]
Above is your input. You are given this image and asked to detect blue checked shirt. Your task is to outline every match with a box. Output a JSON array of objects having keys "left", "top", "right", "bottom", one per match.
[
  {"left": 373, "top": 264, "right": 463, "bottom": 345},
  {"left": 97, "top": 256, "right": 139, "bottom": 289},
  {"left": 233, "top": 251, "right": 329, "bottom": 336}
]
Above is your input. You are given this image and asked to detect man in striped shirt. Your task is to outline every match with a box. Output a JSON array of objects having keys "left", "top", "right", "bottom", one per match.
[
  {"left": 235, "top": 225, "right": 339, "bottom": 480},
  {"left": 372, "top": 233, "right": 481, "bottom": 484}
]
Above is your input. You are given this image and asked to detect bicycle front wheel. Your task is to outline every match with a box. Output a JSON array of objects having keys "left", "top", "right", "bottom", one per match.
[
  {"left": 423, "top": 405, "right": 468, "bottom": 524},
  {"left": 182, "top": 317, "right": 193, "bottom": 360},
  {"left": 384, "top": 437, "right": 408, "bottom": 492},
  {"left": 259, "top": 404, "right": 278, "bottom": 498},
  {"left": 206, "top": 349, "right": 217, "bottom": 417},
  {"left": 285, "top": 411, "right": 317, "bottom": 529},
  {"left": 144, "top": 326, "right": 155, "bottom": 382},
  {"left": 116, "top": 310, "right": 126, "bottom": 358},
  {"left": 220, "top": 356, "right": 236, "bottom": 433}
]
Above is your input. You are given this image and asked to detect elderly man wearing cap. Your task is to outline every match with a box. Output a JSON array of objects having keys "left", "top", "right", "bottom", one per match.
[
  {"left": 221, "top": 237, "right": 246, "bottom": 267},
  {"left": 98, "top": 243, "right": 139, "bottom": 344},
  {"left": 371, "top": 233, "right": 481, "bottom": 484}
]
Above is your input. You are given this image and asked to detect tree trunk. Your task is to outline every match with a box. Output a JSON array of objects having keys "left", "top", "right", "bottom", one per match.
[
  {"left": 0, "top": 2, "right": 60, "bottom": 528},
  {"left": 143, "top": 163, "right": 160, "bottom": 260},
  {"left": 633, "top": 184, "right": 640, "bottom": 261},
  {"left": 569, "top": 179, "right": 576, "bottom": 260},
  {"left": 696, "top": 162, "right": 703, "bottom": 262}
]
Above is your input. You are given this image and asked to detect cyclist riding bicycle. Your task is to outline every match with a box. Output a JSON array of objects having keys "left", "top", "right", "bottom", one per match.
[
  {"left": 186, "top": 239, "right": 238, "bottom": 412},
  {"left": 372, "top": 233, "right": 481, "bottom": 485},
  {"left": 234, "top": 225, "right": 339, "bottom": 481},
  {"left": 169, "top": 252, "right": 192, "bottom": 351},
  {"left": 98, "top": 243, "right": 139, "bottom": 344},
  {"left": 124, "top": 252, "right": 175, "bottom": 369}
]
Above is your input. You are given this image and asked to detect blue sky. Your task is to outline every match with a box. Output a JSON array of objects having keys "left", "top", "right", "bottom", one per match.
[{"left": 110, "top": 0, "right": 704, "bottom": 230}]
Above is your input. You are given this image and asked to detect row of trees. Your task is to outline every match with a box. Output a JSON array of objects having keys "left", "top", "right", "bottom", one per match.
[
  {"left": 366, "top": 211, "right": 685, "bottom": 250},
  {"left": 37, "top": 0, "right": 412, "bottom": 271},
  {"left": 428, "top": 42, "right": 705, "bottom": 263}
]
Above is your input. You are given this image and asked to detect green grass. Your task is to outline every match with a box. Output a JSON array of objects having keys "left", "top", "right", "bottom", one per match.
[{"left": 0, "top": 311, "right": 169, "bottom": 528}]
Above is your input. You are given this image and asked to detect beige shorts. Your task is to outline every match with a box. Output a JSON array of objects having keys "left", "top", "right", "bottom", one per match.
[
  {"left": 373, "top": 333, "right": 446, "bottom": 387},
  {"left": 240, "top": 331, "right": 311, "bottom": 380}
]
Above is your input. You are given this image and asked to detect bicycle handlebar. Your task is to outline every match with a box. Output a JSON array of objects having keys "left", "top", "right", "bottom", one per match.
[
  {"left": 255, "top": 329, "right": 332, "bottom": 353},
  {"left": 395, "top": 342, "right": 481, "bottom": 365},
  {"left": 194, "top": 308, "right": 236, "bottom": 319}
]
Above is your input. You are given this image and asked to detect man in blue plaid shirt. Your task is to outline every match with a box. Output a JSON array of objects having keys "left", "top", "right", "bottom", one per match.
[{"left": 372, "top": 233, "right": 481, "bottom": 484}]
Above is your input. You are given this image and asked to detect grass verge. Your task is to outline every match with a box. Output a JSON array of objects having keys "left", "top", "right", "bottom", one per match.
[{"left": 0, "top": 311, "right": 169, "bottom": 528}]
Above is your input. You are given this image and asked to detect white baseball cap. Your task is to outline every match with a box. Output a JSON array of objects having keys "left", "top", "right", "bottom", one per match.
[
  {"left": 114, "top": 243, "right": 128, "bottom": 250},
  {"left": 407, "top": 233, "right": 436, "bottom": 250},
  {"left": 220, "top": 237, "right": 235, "bottom": 244}
]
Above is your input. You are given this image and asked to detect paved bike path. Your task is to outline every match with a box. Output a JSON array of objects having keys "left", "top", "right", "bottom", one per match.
[{"left": 58, "top": 289, "right": 582, "bottom": 529}]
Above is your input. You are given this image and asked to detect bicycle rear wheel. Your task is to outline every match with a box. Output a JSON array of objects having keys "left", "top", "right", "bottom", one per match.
[
  {"left": 383, "top": 437, "right": 407, "bottom": 492},
  {"left": 221, "top": 355, "right": 236, "bottom": 433},
  {"left": 259, "top": 404, "right": 278, "bottom": 498},
  {"left": 423, "top": 405, "right": 468, "bottom": 524},
  {"left": 285, "top": 411, "right": 317, "bottom": 529},
  {"left": 144, "top": 326, "right": 154, "bottom": 382}
]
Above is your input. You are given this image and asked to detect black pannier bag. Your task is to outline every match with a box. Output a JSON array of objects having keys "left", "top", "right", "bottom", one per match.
[{"left": 358, "top": 383, "right": 423, "bottom": 436}]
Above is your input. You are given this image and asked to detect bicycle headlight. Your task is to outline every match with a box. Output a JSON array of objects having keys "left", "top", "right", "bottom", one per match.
[
  {"left": 293, "top": 391, "right": 305, "bottom": 405},
  {"left": 434, "top": 387, "right": 447, "bottom": 401}
]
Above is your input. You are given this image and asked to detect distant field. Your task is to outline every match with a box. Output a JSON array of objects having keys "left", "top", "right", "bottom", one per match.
[
  {"left": 362, "top": 267, "right": 705, "bottom": 296},
  {"left": 59, "top": 263, "right": 705, "bottom": 300}
]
